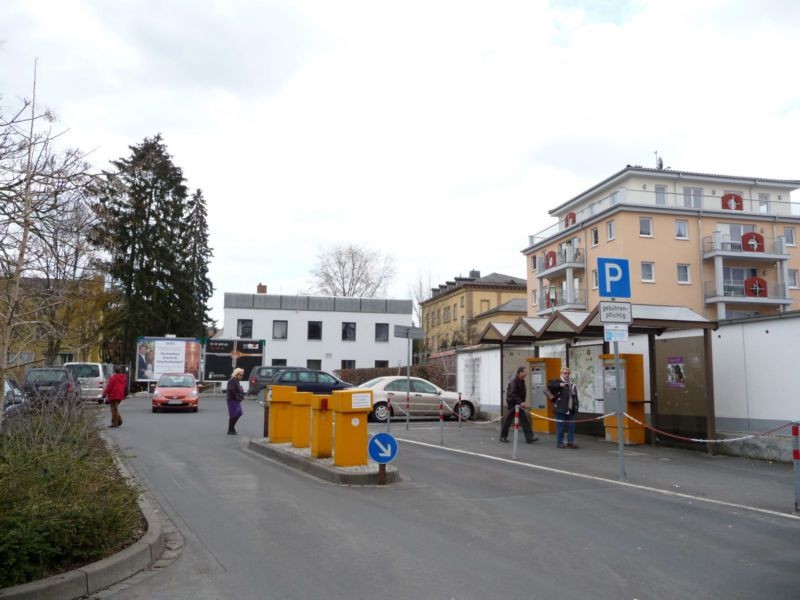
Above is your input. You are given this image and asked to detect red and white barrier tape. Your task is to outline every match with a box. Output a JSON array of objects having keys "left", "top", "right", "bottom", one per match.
[{"left": 622, "top": 412, "right": 794, "bottom": 444}]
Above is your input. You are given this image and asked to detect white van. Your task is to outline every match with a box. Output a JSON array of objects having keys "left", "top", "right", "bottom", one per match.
[{"left": 64, "top": 362, "right": 115, "bottom": 403}]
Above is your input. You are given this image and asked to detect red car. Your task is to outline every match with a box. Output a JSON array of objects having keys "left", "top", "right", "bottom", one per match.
[{"left": 152, "top": 373, "right": 199, "bottom": 413}]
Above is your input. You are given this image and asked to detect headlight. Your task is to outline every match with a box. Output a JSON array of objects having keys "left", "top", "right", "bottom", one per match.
[
  {"left": 153, "top": 390, "right": 161, "bottom": 398},
  {"left": 189, "top": 391, "right": 198, "bottom": 399}
]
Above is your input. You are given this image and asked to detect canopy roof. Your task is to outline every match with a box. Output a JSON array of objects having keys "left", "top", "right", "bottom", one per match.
[{"left": 477, "top": 304, "right": 715, "bottom": 344}]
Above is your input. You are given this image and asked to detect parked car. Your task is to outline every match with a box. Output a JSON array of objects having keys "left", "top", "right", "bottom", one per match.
[
  {"left": 247, "top": 365, "right": 307, "bottom": 396},
  {"left": 359, "top": 376, "right": 479, "bottom": 422},
  {"left": 64, "top": 362, "right": 115, "bottom": 403},
  {"left": 3, "top": 377, "right": 28, "bottom": 418},
  {"left": 272, "top": 369, "right": 353, "bottom": 395},
  {"left": 21, "top": 367, "right": 80, "bottom": 404},
  {"left": 152, "top": 373, "right": 200, "bottom": 413}
]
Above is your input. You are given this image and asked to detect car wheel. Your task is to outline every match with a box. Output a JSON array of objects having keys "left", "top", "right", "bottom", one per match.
[
  {"left": 371, "top": 402, "right": 390, "bottom": 423},
  {"left": 456, "top": 401, "right": 474, "bottom": 421}
]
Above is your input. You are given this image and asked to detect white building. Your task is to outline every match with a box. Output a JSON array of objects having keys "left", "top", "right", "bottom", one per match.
[{"left": 223, "top": 293, "right": 413, "bottom": 372}]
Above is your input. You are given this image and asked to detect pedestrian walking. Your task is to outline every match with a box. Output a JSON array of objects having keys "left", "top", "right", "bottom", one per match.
[
  {"left": 102, "top": 366, "right": 127, "bottom": 428},
  {"left": 499, "top": 366, "right": 538, "bottom": 444},
  {"left": 227, "top": 367, "right": 245, "bottom": 435},
  {"left": 547, "top": 367, "right": 579, "bottom": 448}
]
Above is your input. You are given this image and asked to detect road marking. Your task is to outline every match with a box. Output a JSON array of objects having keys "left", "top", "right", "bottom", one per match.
[{"left": 397, "top": 438, "right": 800, "bottom": 522}]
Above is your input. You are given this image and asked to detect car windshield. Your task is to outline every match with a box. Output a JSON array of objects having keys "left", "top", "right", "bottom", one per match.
[
  {"left": 26, "top": 370, "right": 67, "bottom": 383},
  {"left": 158, "top": 375, "right": 195, "bottom": 387},
  {"left": 66, "top": 364, "right": 100, "bottom": 378},
  {"left": 359, "top": 378, "right": 385, "bottom": 388}
]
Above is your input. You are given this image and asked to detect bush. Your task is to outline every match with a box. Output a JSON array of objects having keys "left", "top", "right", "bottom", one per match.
[{"left": 0, "top": 402, "right": 142, "bottom": 588}]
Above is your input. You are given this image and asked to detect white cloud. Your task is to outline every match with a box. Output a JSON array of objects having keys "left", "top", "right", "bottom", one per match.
[{"left": 2, "top": 0, "right": 799, "bottom": 325}]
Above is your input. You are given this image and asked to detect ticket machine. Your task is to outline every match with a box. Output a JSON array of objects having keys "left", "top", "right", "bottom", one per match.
[
  {"left": 527, "top": 357, "right": 561, "bottom": 434},
  {"left": 600, "top": 353, "right": 645, "bottom": 444}
]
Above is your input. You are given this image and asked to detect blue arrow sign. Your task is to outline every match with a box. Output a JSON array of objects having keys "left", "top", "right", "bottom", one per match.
[{"left": 368, "top": 432, "right": 398, "bottom": 464}]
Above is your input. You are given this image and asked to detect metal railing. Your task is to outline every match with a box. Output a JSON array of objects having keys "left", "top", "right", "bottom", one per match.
[
  {"left": 703, "top": 280, "right": 789, "bottom": 300},
  {"left": 702, "top": 235, "right": 787, "bottom": 255},
  {"left": 537, "top": 247, "right": 585, "bottom": 271},
  {"left": 537, "top": 287, "right": 587, "bottom": 310}
]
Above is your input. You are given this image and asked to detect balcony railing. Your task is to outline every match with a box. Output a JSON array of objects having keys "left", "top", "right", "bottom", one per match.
[
  {"left": 537, "top": 247, "right": 585, "bottom": 272},
  {"left": 536, "top": 287, "right": 587, "bottom": 311},
  {"left": 703, "top": 280, "right": 789, "bottom": 301},
  {"left": 702, "top": 234, "right": 787, "bottom": 255},
  {"left": 529, "top": 188, "right": 800, "bottom": 246}
]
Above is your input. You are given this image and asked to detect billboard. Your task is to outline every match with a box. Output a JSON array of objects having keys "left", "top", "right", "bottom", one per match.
[
  {"left": 136, "top": 337, "right": 202, "bottom": 382},
  {"left": 203, "top": 339, "right": 265, "bottom": 382}
]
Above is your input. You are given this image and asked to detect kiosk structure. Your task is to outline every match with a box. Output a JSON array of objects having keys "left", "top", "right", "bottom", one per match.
[{"left": 600, "top": 353, "right": 645, "bottom": 444}]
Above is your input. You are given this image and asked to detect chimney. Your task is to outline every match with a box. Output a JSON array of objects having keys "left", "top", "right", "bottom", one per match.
[
  {"left": 469, "top": 269, "right": 480, "bottom": 279},
  {"left": 256, "top": 283, "right": 267, "bottom": 294}
]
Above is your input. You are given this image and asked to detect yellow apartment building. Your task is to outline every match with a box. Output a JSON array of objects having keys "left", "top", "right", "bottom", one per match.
[
  {"left": 420, "top": 271, "right": 527, "bottom": 352},
  {"left": 524, "top": 165, "right": 800, "bottom": 320}
]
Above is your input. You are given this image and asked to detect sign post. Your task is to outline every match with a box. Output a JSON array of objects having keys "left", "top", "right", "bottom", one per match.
[
  {"left": 394, "top": 325, "right": 425, "bottom": 432},
  {"left": 598, "top": 260, "right": 632, "bottom": 482}
]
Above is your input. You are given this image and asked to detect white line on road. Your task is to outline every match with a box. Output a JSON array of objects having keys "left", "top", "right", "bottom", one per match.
[{"left": 397, "top": 438, "right": 800, "bottom": 522}]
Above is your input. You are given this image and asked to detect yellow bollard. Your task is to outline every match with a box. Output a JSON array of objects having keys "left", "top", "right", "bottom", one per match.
[
  {"left": 309, "top": 395, "right": 333, "bottom": 458},
  {"left": 268, "top": 385, "right": 295, "bottom": 443},
  {"left": 331, "top": 389, "right": 373, "bottom": 467},
  {"left": 291, "top": 392, "right": 313, "bottom": 448}
]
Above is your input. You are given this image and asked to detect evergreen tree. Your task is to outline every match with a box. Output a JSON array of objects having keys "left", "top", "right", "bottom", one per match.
[
  {"left": 91, "top": 135, "right": 212, "bottom": 364},
  {"left": 183, "top": 189, "right": 214, "bottom": 335}
]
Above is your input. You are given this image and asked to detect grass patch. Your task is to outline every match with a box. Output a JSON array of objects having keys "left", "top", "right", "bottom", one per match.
[{"left": 0, "top": 400, "right": 142, "bottom": 588}]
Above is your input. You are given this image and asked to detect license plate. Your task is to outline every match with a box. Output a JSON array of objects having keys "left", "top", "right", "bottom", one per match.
[{"left": 167, "top": 400, "right": 183, "bottom": 405}]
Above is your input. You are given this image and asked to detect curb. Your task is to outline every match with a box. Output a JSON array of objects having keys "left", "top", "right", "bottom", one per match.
[
  {"left": 248, "top": 438, "right": 400, "bottom": 485},
  {"left": 0, "top": 442, "right": 165, "bottom": 600}
]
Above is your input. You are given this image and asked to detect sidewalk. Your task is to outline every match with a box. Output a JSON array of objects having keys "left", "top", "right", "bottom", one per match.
[{"left": 380, "top": 418, "right": 800, "bottom": 517}]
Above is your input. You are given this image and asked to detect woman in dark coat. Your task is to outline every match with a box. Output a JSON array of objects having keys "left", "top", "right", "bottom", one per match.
[{"left": 226, "top": 367, "right": 245, "bottom": 434}]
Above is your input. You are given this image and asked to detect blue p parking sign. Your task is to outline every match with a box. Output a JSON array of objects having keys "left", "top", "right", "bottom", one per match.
[{"left": 597, "top": 258, "right": 631, "bottom": 298}]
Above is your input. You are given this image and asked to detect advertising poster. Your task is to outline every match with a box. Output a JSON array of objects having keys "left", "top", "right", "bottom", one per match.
[
  {"left": 203, "top": 339, "right": 265, "bottom": 382},
  {"left": 666, "top": 356, "right": 686, "bottom": 388},
  {"left": 136, "top": 337, "right": 202, "bottom": 382}
]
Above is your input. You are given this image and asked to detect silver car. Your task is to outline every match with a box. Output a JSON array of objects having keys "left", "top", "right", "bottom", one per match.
[
  {"left": 359, "top": 376, "right": 479, "bottom": 422},
  {"left": 64, "top": 362, "right": 115, "bottom": 403}
]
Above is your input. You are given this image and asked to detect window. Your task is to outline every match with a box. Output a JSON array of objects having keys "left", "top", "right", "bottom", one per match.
[
  {"left": 530, "top": 255, "right": 537, "bottom": 271},
  {"left": 723, "top": 267, "right": 757, "bottom": 295},
  {"left": 272, "top": 320, "right": 288, "bottom": 340},
  {"left": 460, "top": 316, "right": 465, "bottom": 328},
  {"left": 341, "top": 359, "right": 356, "bottom": 370},
  {"left": 607, "top": 220, "right": 615, "bottom": 241},
  {"left": 683, "top": 187, "right": 702, "bottom": 208},
  {"left": 271, "top": 358, "right": 287, "bottom": 366},
  {"left": 412, "top": 379, "right": 438, "bottom": 394},
  {"left": 789, "top": 269, "right": 799, "bottom": 289},
  {"left": 655, "top": 185, "right": 667, "bottom": 206},
  {"left": 307, "top": 321, "right": 322, "bottom": 340},
  {"left": 375, "top": 323, "right": 389, "bottom": 342},
  {"left": 592, "top": 269, "right": 598, "bottom": 289},
  {"left": 675, "top": 220, "right": 689, "bottom": 239},
  {"left": 237, "top": 319, "right": 253, "bottom": 338},
  {"left": 591, "top": 228, "right": 599, "bottom": 246},
  {"left": 480, "top": 299, "right": 490, "bottom": 312},
  {"left": 375, "top": 360, "right": 389, "bottom": 368},
  {"left": 639, "top": 217, "right": 653, "bottom": 237},
  {"left": 342, "top": 322, "right": 356, "bottom": 341},
  {"left": 460, "top": 296, "right": 464, "bottom": 308},
  {"left": 641, "top": 262, "right": 655, "bottom": 282},
  {"left": 677, "top": 264, "right": 691, "bottom": 284},
  {"left": 716, "top": 223, "right": 755, "bottom": 249},
  {"left": 443, "top": 307, "right": 451, "bottom": 322},
  {"left": 56, "top": 353, "right": 74, "bottom": 365},
  {"left": 8, "top": 351, "right": 34, "bottom": 366},
  {"left": 306, "top": 359, "right": 321, "bottom": 370},
  {"left": 758, "top": 193, "right": 770, "bottom": 214},
  {"left": 784, "top": 227, "right": 796, "bottom": 246},
  {"left": 453, "top": 303, "right": 457, "bottom": 318}
]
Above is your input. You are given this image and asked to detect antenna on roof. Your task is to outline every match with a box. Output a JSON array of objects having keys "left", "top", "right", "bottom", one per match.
[{"left": 655, "top": 150, "right": 663, "bottom": 170}]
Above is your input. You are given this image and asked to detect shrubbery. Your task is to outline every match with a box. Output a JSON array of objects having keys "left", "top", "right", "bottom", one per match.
[{"left": 0, "top": 401, "right": 142, "bottom": 588}]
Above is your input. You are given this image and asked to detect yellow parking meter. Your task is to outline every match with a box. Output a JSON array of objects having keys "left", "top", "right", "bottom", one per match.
[
  {"left": 331, "top": 389, "right": 373, "bottom": 467},
  {"left": 268, "top": 385, "right": 295, "bottom": 443},
  {"left": 310, "top": 395, "right": 333, "bottom": 458},
  {"left": 291, "top": 391, "right": 313, "bottom": 448}
]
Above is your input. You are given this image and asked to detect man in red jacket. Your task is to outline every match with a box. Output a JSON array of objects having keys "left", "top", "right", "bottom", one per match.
[{"left": 103, "top": 366, "right": 128, "bottom": 428}]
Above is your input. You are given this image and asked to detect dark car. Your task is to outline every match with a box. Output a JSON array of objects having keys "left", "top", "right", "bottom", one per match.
[
  {"left": 272, "top": 369, "right": 353, "bottom": 395},
  {"left": 3, "top": 376, "right": 28, "bottom": 418},
  {"left": 247, "top": 365, "right": 307, "bottom": 396},
  {"left": 22, "top": 367, "right": 80, "bottom": 404}
]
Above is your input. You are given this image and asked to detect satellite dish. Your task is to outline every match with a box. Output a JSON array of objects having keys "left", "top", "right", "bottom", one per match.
[{"left": 657, "top": 156, "right": 664, "bottom": 170}]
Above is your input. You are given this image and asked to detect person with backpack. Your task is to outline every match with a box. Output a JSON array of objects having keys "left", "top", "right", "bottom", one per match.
[{"left": 499, "top": 366, "right": 538, "bottom": 444}]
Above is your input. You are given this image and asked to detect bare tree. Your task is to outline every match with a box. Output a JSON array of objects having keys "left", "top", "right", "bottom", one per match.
[
  {"left": 310, "top": 243, "right": 395, "bottom": 297},
  {"left": 409, "top": 273, "right": 433, "bottom": 327}
]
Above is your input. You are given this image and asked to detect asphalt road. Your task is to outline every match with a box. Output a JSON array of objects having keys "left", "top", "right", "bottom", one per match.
[{"left": 100, "top": 395, "right": 800, "bottom": 600}]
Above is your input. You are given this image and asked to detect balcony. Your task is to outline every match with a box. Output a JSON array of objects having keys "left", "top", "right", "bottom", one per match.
[
  {"left": 528, "top": 188, "right": 800, "bottom": 247},
  {"left": 702, "top": 234, "right": 789, "bottom": 261},
  {"left": 536, "top": 247, "right": 585, "bottom": 277},
  {"left": 536, "top": 287, "right": 587, "bottom": 312},
  {"left": 703, "top": 280, "right": 791, "bottom": 305}
]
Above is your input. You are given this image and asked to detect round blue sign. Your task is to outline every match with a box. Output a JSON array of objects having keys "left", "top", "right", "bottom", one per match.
[{"left": 368, "top": 432, "right": 398, "bottom": 464}]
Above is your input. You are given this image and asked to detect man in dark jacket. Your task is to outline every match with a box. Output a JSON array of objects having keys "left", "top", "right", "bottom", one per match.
[
  {"left": 499, "top": 366, "right": 538, "bottom": 443},
  {"left": 547, "top": 366, "right": 579, "bottom": 448}
]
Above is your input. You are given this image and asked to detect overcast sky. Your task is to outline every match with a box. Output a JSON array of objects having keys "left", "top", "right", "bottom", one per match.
[{"left": 2, "top": 0, "right": 799, "bottom": 325}]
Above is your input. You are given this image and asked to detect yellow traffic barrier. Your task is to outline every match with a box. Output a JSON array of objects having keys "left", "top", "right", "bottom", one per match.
[
  {"left": 268, "top": 385, "right": 295, "bottom": 443},
  {"left": 331, "top": 389, "right": 373, "bottom": 467},
  {"left": 310, "top": 395, "right": 333, "bottom": 458},
  {"left": 291, "top": 391, "right": 313, "bottom": 448}
]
